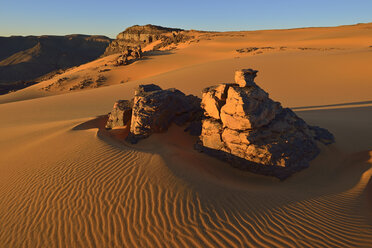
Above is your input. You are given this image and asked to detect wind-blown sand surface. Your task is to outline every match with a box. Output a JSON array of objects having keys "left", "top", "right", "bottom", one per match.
[{"left": 0, "top": 23, "right": 371, "bottom": 247}]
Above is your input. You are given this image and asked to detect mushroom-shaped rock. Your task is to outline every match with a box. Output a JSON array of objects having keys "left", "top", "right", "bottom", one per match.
[
  {"left": 197, "top": 69, "right": 335, "bottom": 179},
  {"left": 234, "top": 69, "right": 258, "bottom": 87}
]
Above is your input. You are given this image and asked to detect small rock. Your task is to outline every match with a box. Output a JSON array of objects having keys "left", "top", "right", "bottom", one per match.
[
  {"left": 105, "top": 100, "right": 133, "bottom": 129},
  {"left": 234, "top": 69, "right": 258, "bottom": 87}
]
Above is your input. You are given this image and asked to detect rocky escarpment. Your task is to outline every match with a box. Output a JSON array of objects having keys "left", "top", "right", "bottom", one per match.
[
  {"left": 105, "top": 84, "right": 201, "bottom": 143},
  {"left": 195, "top": 69, "right": 334, "bottom": 179},
  {"left": 0, "top": 35, "right": 111, "bottom": 94},
  {"left": 104, "top": 24, "right": 193, "bottom": 56}
]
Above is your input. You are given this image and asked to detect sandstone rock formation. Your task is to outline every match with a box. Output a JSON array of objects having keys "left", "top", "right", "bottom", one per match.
[
  {"left": 105, "top": 100, "right": 133, "bottom": 129},
  {"left": 104, "top": 25, "right": 183, "bottom": 56},
  {"left": 196, "top": 69, "right": 335, "bottom": 179},
  {"left": 127, "top": 84, "right": 201, "bottom": 143},
  {"left": 105, "top": 84, "right": 201, "bottom": 143},
  {"left": 115, "top": 46, "right": 142, "bottom": 66},
  {"left": 104, "top": 70, "right": 334, "bottom": 179}
]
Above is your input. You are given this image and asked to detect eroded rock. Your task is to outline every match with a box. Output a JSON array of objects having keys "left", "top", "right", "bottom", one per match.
[
  {"left": 201, "top": 83, "right": 233, "bottom": 119},
  {"left": 103, "top": 69, "right": 334, "bottom": 179},
  {"left": 220, "top": 85, "right": 281, "bottom": 130},
  {"left": 105, "top": 100, "right": 133, "bottom": 129},
  {"left": 197, "top": 69, "right": 335, "bottom": 179},
  {"left": 116, "top": 46, "right": 142, "bottom": 66},
  {"left": 104, "top": 25, "right": 183, "bottom": 56},
  {"left": 126, "top": 84, "right": 201, "bottom": 143},
  {"left": 234, "top": 69, "right": 258, "bottom": 87},
  {"left": 200, "top": 118, "right": 224, "bottom": 150}
]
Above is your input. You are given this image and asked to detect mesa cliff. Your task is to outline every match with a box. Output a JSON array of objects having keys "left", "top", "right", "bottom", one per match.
[{"left": 103, "top": 24, "right": 193, "bottom": 56}]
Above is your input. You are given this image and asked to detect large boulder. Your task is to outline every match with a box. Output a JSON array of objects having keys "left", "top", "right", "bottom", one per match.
[
  {"left": 126, "top": 84, "right": 201, "bottom": 143},
  {"left": 196, "top": 69, "right": 335, "bottom": 179}
]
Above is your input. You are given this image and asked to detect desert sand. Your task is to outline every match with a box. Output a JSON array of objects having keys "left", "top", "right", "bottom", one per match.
[{"left": 0, "top": 23, "right": 371, "bottom": 247}]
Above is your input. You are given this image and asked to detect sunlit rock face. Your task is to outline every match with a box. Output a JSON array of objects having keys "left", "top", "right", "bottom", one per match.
[
  {"left": 126, "top": 84, "right": 201, "bottom": 143},
  {"left": 197, "top": 69, "right": 335, "bottom": 179},
  {"left": 105, "top": 69, "right": 334, "bottom": 179},
  {"left": 103, "top": 24, "right": 183, "bottom": 56}
]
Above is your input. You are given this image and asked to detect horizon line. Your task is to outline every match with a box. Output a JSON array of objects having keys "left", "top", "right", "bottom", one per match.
[{"left": 1, "top": 21, "right": 371, "bottom": 39}]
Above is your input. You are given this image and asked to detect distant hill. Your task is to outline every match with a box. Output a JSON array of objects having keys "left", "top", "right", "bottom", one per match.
[
  {"left": 0, "top": 34, "right": 111, "bottom": 94},
  {"left": 104, "top": 24, "right": 184, "bottom": 56}
]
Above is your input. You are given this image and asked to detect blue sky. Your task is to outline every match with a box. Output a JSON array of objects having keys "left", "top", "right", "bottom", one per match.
[{"left": 0, "top": 0, "right": 371, "bottom": 38}]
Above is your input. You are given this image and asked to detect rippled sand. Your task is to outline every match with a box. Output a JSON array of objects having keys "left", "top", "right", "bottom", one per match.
[{"left": 0, "top": 23, "right": 371, "bottom": 247}]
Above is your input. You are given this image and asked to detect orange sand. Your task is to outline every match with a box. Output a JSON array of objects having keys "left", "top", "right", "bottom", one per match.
[{"left": 0, "top": 23, "right": 371, "bottom": 247}]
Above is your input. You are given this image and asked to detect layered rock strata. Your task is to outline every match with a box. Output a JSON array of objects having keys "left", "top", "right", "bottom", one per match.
[
  {"left": 104, "top": 25, "right": 183, "bottom": 56},
  {"left": 196, "top": 69, "right": 335, "bottom": 179}
]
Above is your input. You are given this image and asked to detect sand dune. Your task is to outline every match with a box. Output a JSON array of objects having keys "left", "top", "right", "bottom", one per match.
[
  {"left": 0, "top": 106, "right": 371, "bottom": 247},
  {"left": 0, "top": 23, "right": 371, "bottom": 247}
]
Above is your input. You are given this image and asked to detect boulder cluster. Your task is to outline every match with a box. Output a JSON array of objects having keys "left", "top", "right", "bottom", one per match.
[
  {"left": 105, "top": 69, "right": 334, "bottom": 179},
  {"left": 115, "top": 46, "right": 142, "bottom": 66},
  {"left": 196, "top": 69, "right": 334, "bottom": 179},
  {"left": 105, "top": 84, "right": 201, "bottom": 143}
]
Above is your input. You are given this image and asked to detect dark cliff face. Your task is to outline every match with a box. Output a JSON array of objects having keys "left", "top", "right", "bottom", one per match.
[
  {"left": 0, "top": 35, "right": 111, "bottom": 94},
  {"left": 103, "top": 24, "right": 184, "bottom": 56}
]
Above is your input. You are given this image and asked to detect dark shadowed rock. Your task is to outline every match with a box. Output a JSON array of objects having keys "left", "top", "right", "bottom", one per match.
[
  {"left": 105, "top": 100, "right": 133, "bottom": 129},
  {"left": 196, "top": 69, "right": 335, "bottom": 179},
  {"left": 0, "top": 35, "right": 111, "bottom": 93}
]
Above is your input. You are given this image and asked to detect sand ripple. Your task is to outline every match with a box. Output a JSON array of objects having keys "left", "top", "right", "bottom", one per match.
[{"left": 0, "top": 122, "right": 371, "bottom": 247}]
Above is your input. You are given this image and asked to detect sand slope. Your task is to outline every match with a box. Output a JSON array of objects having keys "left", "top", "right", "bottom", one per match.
[{"left": 0, "top": 23, "right": 371, "bottom": 247}]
